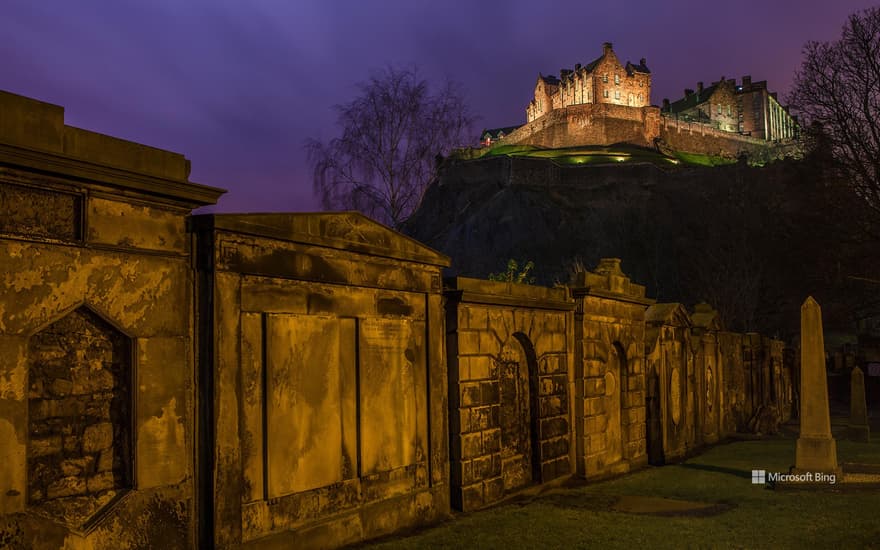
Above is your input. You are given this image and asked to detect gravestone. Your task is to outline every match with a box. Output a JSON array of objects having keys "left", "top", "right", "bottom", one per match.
[
  {"left": 848, "top": 367, "right": 870, "bottom": 442},
  {"left": 795, "top": 297, "right": 838, "bottom": 472}
]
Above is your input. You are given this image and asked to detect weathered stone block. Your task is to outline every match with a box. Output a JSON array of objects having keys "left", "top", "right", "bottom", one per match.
[
  {"left": 97, "top": 449, "right": 113, "bottom": 472},
  {"left": 46, "top": 476, "right": 86, "bottom": 499},
  {"left": 478, "top": 331, "right": 500, "bottom": 355},
  {"left": 58, "top": 435, "right": 77, "bottom": 455},
  {"left": 468, "top": 406, "right": 495, "bottom": 432},
  {"left": 540, "top": 395, "right": 565, "bottom": 417},
  {"left": 541, "top": 417, "right": 569, "bottom": 439},
  {"left": 585, "top": 396, "right": 604, "bottom": 416},
  {"left": 60, "top": 456, "right": 95, "bottom": 477},
  {"left": 83, "top": 422, "right": 114, "bottom": 453},
  {"left": 541, "top": 436, "right": 569, "bottom": 459},
  {"left": 30, "top": 436, "right": 62, "bottom": 457},
  {"left": 480, "top": 381, "right": 500, "bottom": 405},
  {"left": 86, "top": 471, "right": 115, "bottom": 492},
  {"left": 584, "top": 377, "right": 605, "bottom": 397},
  {"left": 457, "top": 433, "right": 482, "bottom": 460},
  {"left": 458, "top": 331, "right": 480, "bottom": 355},
  {"left": 468, "top": 356, "right": 494, "bottom": 381},
  {"left": 484, "top": 476, "right": 504, "bottom": 502},
  {"left": 460, "top": 383, "right": 482, "bottom": 407},
  {"left": 471, "top": 455, "right": 494, "bottom": 480},
  {"left": 459, "top": 483, "right": 484, "bottom": 511},
  {"left": 482, "top": 429, "right": 501, "bottom": 454},
  {"left": 589, "top": 435, "right": 606, "bottom": 454}
]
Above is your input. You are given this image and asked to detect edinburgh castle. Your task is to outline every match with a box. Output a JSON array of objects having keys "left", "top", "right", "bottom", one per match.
[{"left": 482, "top": 43, "right": 800, "bottom": 160}]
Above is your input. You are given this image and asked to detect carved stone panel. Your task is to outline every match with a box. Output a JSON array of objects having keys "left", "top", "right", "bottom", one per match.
[{"left": 0, "top": 181, "right": 82, "bottom": 241}]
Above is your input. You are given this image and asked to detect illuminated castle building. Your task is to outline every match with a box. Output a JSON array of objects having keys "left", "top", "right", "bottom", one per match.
[{"left": 482, "top": 43, "right": 799, "bottom": 158}]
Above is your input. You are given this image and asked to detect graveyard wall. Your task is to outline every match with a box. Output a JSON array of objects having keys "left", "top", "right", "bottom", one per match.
[{"left": 444, "top": 278, "right": 574, "bottom": 511}]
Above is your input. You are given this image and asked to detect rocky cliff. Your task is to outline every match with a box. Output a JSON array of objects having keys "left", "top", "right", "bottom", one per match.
[{"left": 402, "top": 155, "right": 874, "bottom": 336}]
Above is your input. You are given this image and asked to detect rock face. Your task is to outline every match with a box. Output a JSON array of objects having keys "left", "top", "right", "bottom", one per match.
[
  {"left": 795, "top": 297, "right": 838, "bottom": 473},
  {"left": 402, "top": 155, "right": 876, "bottom": 336}
]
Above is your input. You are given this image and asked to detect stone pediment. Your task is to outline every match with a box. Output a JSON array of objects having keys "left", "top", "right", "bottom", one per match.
[
  {"left": 194, "top": 212, "right": 451, "bottom": 267},
  {"left": 691, "top": 302, "right": 724, "bottom": 331},
  {"left": 646, "top": 303, "right": 693, "bottom": 328}
]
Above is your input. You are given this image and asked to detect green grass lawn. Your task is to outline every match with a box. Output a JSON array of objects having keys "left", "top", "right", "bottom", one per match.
[
  {"left": 362, "top": 434, "right": 880, "bottom": 549},
  {"left": 463, "top": 143, "right": 722, "bottom": 169}
]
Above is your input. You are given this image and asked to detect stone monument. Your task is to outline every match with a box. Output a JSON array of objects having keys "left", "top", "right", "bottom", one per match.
[
  {"left": 848, "top": 366, "right": 870, "bottom": 442},
  {"left": 795, "top": 297, "right": 838, "bottom": 472}
]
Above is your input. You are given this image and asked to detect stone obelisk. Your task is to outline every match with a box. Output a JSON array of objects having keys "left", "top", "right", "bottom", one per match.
[
  {"left": 848, "top": 366, "right": 870, "bottom": 442},
  {"left": 795, "top": 297, "right": 838, "bottom": 472}
]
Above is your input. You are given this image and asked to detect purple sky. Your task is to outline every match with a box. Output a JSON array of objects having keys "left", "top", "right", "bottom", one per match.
[{"left": 2, "top": 1, "right": 876, "bottom": 213}]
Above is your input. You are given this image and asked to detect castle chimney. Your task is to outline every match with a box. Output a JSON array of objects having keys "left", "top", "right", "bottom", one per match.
[
  {"left": 742, "top": 75, "right": 751, "bottom": 88},
  {"left": 685, "top": 88, "right": 694, "bottom": 97},
  {"left": 640, "top": 58, "right": 646, "bottom": 66},
  {"left": 697, "top": 81, "right": 703, "bottom": 94},
  {"left": 663, "top": 98, "right": 670, "bottom": 110},
  {"left": 575, "top": 63, "right": 581, "bottom": 71},
  {"left": 603, "top": 42, "right": 613, "bottom": 55}
]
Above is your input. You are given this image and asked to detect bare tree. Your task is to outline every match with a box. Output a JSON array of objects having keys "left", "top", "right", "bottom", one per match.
[
  {"left": 788, "top": 7, "right": 880, "bottom": 217},
  {"left": 306, "top": 67, "right": 476, "bottom": 228}
]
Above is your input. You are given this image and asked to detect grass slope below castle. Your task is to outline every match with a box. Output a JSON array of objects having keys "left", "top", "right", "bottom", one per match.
[{"left": 456, "top": 143, "right": 737, "bottom": 168}]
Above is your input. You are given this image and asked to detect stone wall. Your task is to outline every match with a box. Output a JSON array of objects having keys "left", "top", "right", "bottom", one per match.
[
  {"left": 504, "top": 103, "right": 661, "bottom": 149},
  {"left": 191, "top": 213, "right": 451, "bottom": 549},
  {"left": 27, "top": 308, "right": 131, "bottom": 526},
  {"left": 444, "top": 278, "right": 573, "bottom": 511},
  {"left": 0, "top": 90, "right": 224, "bottom": 549},
  {"left": 659, "top": 117, "right": 800, "bottom": 160}
]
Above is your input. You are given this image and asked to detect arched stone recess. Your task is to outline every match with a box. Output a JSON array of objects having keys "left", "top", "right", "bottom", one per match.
[
  {"left": 26, "top": 305, "right": 133, "bottom": 529},
  {"left": 497, "top": 333, "right": 539, "bottom": 492}
]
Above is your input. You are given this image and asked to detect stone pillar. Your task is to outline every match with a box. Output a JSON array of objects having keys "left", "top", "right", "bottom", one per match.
[
  {"left": 848, "top": 367, "right": 870, "bottom": 442},
  {"left": 795, "top": 297, "right": 838, "bottom": 472}
]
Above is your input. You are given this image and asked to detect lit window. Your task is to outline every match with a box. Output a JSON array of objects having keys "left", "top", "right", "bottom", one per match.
[
  {"left": 604, "top": 90, "right": 609, "bottom": 98},
  {"left": 727, "top": 105, "right": 731, "bottom": 116},
  {"left": 603, "top": 73, "right": 608, "bottom": 83},
  {"left": 717, "top": 105, "right": 721, "bottom": 114},
  {"left": 614, "top": 74, "right": 620, "bottom": 85},
  {"left": 615, "top": 90, "right": 620, "bottom": 100},
  {"left": 638, "top": 93, "right": 642, "bottom": 102},
  {"left": 639, "top": 81, "right": 643, "bottom": 87}
]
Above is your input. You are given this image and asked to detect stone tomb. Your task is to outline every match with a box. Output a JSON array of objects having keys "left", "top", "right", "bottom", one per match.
[
  {"left": 191, "top": 213, "right": 450, "bottom": 549},
  {"left": 444, "top": 277, "right": 573, "bottom": 511},
  {"left": 570, "top": 259, "right": 653, "bottom": 478},
  {"left": 0, "top": 90, "right": 224, "bottom": 547}
]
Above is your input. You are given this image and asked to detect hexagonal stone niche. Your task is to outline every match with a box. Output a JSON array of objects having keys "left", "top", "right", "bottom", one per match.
[{"left": 27, "top": 306, "right": 132, "bottom": 529}]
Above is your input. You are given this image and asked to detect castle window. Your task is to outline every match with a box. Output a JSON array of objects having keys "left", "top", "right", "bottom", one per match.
[
  {"left": 603, "top": 73, "right": 608, "bottom": 83},
  {"left": 604, "top": 90, "right": 609, "bottom": 98},
  {"left": 727, "top": 105, "right": 731, "bottom": 116},
  {"left": 717, "top": 105, "right": 721, "bottom": 114},
  {"left": 614, "top": 74, "right": 620, "bottom": 85},
  {"left": 615, "top": 91, "right": 620, "bottom": 100},
  {"left": 639, "top": 81, "right": 643, "bottom": 87},
  {"left": 638, "top": 93, "right": 643, "bottom": 102}
]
